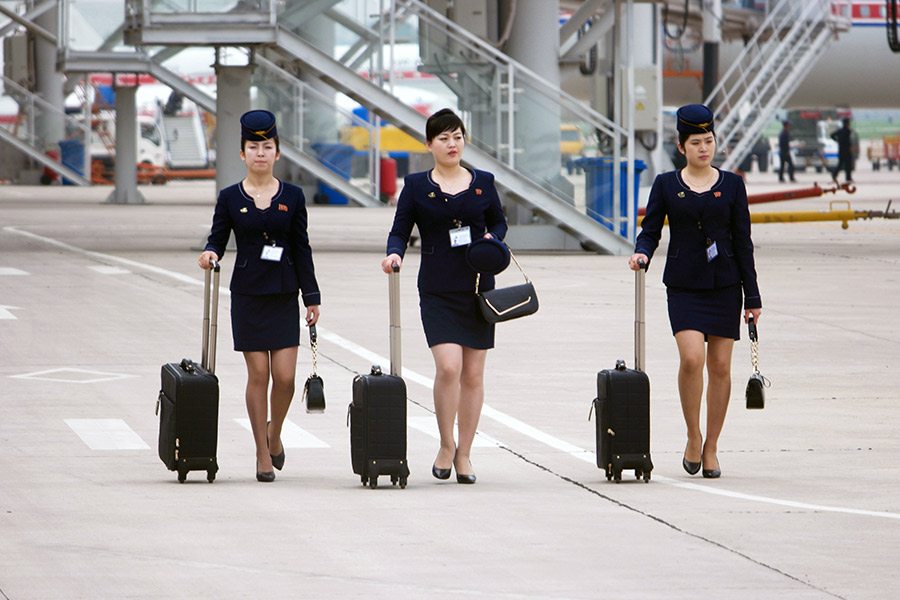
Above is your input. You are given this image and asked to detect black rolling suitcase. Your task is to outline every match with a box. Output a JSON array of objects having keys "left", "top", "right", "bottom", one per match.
[
  {"left": 348, "top": 264, "right": 409, "bottom": 489},
  {"left": 156, "top": 262, "right": 220, "bottom": 483},
  {"left": 590, "top": 262, "right": 653, "bottom": 483}
]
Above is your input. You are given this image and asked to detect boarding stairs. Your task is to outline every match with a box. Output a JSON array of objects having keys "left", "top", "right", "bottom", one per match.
[
  {"left": 0, "top": 73, "right": 91, "bottom": 185},
  {"left": 160, "top": 111, "right": 208, "bottom": 169},
  {"left": 704, "top": 0, "right": 850, "bottom": 171},
  {"left": 271, "top": 0, "right": 635, "bottom": 254}
]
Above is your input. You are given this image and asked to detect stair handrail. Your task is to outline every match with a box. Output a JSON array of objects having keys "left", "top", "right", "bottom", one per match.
[
  {"left": 403, "top": 0, "right": 625, "bottom": 139},
  {"left": 1, "top": 71, "right": 89, "bottom": 148},
  {"left": 707, "top": 0, "right": 822, "bottom": 118}
]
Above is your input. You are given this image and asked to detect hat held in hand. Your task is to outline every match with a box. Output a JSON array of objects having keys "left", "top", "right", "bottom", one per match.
[{"left": 466, "top": 237, "right": 510, "bottom": 275}]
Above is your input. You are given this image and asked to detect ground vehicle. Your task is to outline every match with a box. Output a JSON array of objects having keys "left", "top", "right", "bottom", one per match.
[
  {"left": 785, "top": 107, "right": 850, "bottom": 172},
  {"left": 560, "top": 123, "right": 586, "bottom": 164},
  {"left": 90, "top": 114, "right": 166, "bottom": 168}
]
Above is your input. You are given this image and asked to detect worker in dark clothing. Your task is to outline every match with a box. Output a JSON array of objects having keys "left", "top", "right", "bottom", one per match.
[
  {"left": 778, "top": 121, "right": 796, "bottom": 183},
  {"left": 831, "top": 118, "right": 855, "bottom": 183}
]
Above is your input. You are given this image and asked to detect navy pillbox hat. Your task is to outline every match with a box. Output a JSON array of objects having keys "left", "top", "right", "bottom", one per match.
[
  {"left": 466, "top": 237, "right": 510, "bottom": 275},
  {"left": 240, "top": 109, "right": 278, "bottom": 141},
  {"left": 676, "top": 104, "right": 715, "bottom": 135}
]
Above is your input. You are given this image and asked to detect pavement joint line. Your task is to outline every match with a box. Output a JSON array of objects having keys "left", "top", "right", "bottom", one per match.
[
  {"left": 500, "top": 445, "right": 848, "bottom": 600},
  {"left": 9, "top": 225, "right": 900, "bottom": 524}
]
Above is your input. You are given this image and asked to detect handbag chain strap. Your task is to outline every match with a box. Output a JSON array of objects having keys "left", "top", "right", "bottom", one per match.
[
  {"left": 475, "top": 247, "right": 530, "bottom": 293},
  {"left": 748, "top": 317, "right": 760, "bottom": 375},
  {"left": 309, "top": 325, "right": 318, "bottom": 376},
  {"left": 751, "top": 337, "right": 760, "bottom": 375}
]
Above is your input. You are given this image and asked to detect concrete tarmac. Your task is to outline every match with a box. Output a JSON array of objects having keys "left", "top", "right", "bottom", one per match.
[{"left": 0, "top": 164, "right": 898, "bottom": 599}]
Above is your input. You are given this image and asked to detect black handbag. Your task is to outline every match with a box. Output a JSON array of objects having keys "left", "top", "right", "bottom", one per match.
[
  {"left": 302, "top": 325, "right": 325, "bottom": 413},
  {"left": 475, "top": 251, "right": 539, "bottom": 324},
  {"left": 745, "top": 316, "right": 768, "bottom": 409}
]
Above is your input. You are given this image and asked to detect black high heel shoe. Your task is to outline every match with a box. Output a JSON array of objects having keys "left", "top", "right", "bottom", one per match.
[
  {"left": 682, "top": 457, "right": 701, "bottom": 475},
  {"left": 256, "top": 461, "right": 276, "bottom": 483},
  {"left": 455, "top": 459, "right": 476, "bottom": 484},
  {"left": 267, "top": 421, "right": 285, "bottom": 471},
  {"left": 702, "top": 456, "right": 721, "bottom": 479},
  {"left": 702, "top": 466, "right": 721, "bottom": 479},
  {"left": 432, "top": 464, "right": 451, "bottom": 480}
]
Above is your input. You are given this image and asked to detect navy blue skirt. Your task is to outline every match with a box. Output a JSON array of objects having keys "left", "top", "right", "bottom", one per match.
[
  {"left": 667, "top": 285, "right": 742, "bottom": 340},
  {"left": 420, "top": 291, "right": 495, "bottom": 349},
  {"left": 231, "top": 292, "right": 300, "bottom": 352}
]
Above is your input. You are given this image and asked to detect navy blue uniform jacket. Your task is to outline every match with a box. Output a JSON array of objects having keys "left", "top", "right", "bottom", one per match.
[
  {"left": 205, "top": 181, "right": 321, "bottom": 306},
  {"left": 387, "top": 169, "right": 508, "bottom": 293},
  {"left": 635, "top": 169, "right": 761, "bottom": 309}
]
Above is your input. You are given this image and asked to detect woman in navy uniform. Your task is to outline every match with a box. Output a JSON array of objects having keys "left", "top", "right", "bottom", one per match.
[
  {"left": 381, "top": 109, "right": 508, "bottom": 484},
  {"left": 198, "top": 110, "right": 321, "bottom": 482},
  {"left": 628, "top": 104, "right": 761, "bottom": 479}
]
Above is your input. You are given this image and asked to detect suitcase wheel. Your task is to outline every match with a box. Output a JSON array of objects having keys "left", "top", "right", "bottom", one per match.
[
  {"left": 368, "top": 476, "right": 378, "bottom": 489},
  {"left": 391, "top": 475, "right": 398, "bottom": 486},
  {"left": 177, "top": 470, "right": 187, "bottom": 484},
  {"left": 643, "top": 472, "right": 651, "bottom": 483},
  {"left": 399, "top": 477, "right": 407, "bottom": 489},
  {"left": 613, "top": 470, "right": 622, "bottom": 483},
  {"left": 207, "top": 471, "right": 216, "bottom": 483},
  {"left": 360, "top": 475, "right": 368, "bottom": 486},
  {"left": 635, "top": 469, "right": 642, "bottom": 480}
]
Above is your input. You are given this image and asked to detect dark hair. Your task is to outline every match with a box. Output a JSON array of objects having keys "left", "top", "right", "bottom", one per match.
[
  {"left": 678, "top": 130, "right": 716, "bottom": 147},
  {"left": 426, "top": 108, "right": 466, "bottom": 142},
  {"left": 241, "top": 137, "right": 280, "bottom": 152}
]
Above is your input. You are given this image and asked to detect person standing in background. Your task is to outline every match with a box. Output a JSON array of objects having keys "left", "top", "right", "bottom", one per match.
[{"left": 778, "top": 121, "right": 796, "bottom": 183}]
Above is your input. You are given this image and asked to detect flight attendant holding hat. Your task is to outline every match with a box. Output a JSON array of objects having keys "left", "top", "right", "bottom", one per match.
[
  {"left": 628, "top": 103, "right": 761, "bottom": 479},
  {"left": 198, "top": 109, "right": 321, "bottom": 483},
  {"left": 381, "top": 108, "right": 508, "bottom": 484}
]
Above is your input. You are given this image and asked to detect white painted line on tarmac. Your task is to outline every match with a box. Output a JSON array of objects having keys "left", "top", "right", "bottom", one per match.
[
  {"left": 0, "top": 267, "right": 29, "bottom": 275},
  {"left": 13, "top": 227, "right": 900, "bottom": 521},
  {"left": 408, "top": 416, "right": 502, "bottom": 448},
  {"left": 654, "top": 475, "right": 900, "bottom": 521},
  {"left": 234, "top": 418, "right": 330, "bottom": 448},
  {"left": 65, "top": 419, "right": 150, "bottom": 450},
  {"left": 11, "top": 367, "right": 133, "bottom": 384},
  {"left": 89, "top": 265, "right": 131, "bottom": 275},
  {"left": 4, "top": 227, "right": 203, "bottom": 288},
  {"left": 0, "top": 304, "right": 21, "bottom": 320}
]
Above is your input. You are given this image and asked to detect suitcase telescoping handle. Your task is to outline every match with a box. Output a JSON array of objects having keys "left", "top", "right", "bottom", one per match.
[
  {"left": 201, "top": 260, "right": 220, "bottom": 374},
  {"left": 634, "top": 259, "right": 647, "bottom": 372},
  {"left": 389, "top": 263, "right": 401, "bottom": 377}
]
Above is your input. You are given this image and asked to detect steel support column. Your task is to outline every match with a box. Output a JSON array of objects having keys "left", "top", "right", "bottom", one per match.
[
  {"left": 214, "top": 63, "right": 252, "bottom": 194},
  {"left": 107, "top": 84, "right": 145, "bottom": 204},
  {"left": 34, "top": 6, "right": 64, "bottom": 152}
]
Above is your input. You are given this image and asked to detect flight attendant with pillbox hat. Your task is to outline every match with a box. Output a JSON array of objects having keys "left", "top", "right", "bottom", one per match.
[
  {"left": 628, "top": 103, "right": 762, "bottom": 479},
  {"left": 198, "top": 109, "right": 321, "bottom": 483}
]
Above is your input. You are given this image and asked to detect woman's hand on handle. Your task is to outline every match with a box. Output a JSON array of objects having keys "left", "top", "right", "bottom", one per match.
[
  {"left": 744, "top": 308, "right": 761, "bottom": 324},
  {"left": 381, "top": 254, "right": 402, "bottom": 273},
  {"left": 198, "top": 251, "right": 219, "bottom": 270},
  {"left": 628, "top": 253, "right": 649, "bottom": 271},
  {"left": 305, "top": 305, "right": 320, "bottom": 327}
]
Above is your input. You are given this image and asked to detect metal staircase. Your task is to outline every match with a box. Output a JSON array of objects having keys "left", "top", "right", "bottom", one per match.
[
  {"left": 160, "top": 112, "right": 208, "bottom": 169},
  {"left": 704, "top": 0, "right": 850, "bottom": 171},
  {"left": 0, "top": 73, "right": 91, "bottom": 185},
  {"left": 270, "top": 21, "right": 632, "bottom": 254}
]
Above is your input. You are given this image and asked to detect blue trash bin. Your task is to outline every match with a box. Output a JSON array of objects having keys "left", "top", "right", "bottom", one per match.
[
  {"left": 58, "top": 139, "right": 85, "bottom": 185},
  {"left": 575, "top": 157, "right": 646, "bottom": 237},
  {"left": 312, "top": 143, "right": 355, "bottom": 205}
]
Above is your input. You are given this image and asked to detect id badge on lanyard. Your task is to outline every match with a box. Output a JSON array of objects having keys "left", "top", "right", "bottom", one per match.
[
  {"left": 260, "top": 230, "right": 283, "bottom": 262},
  {"left": 449, "top": 226, "right": 472, "bottom": 247},
  {"left": 261, "top": 244, "right": 284, "bottom": 262}
]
